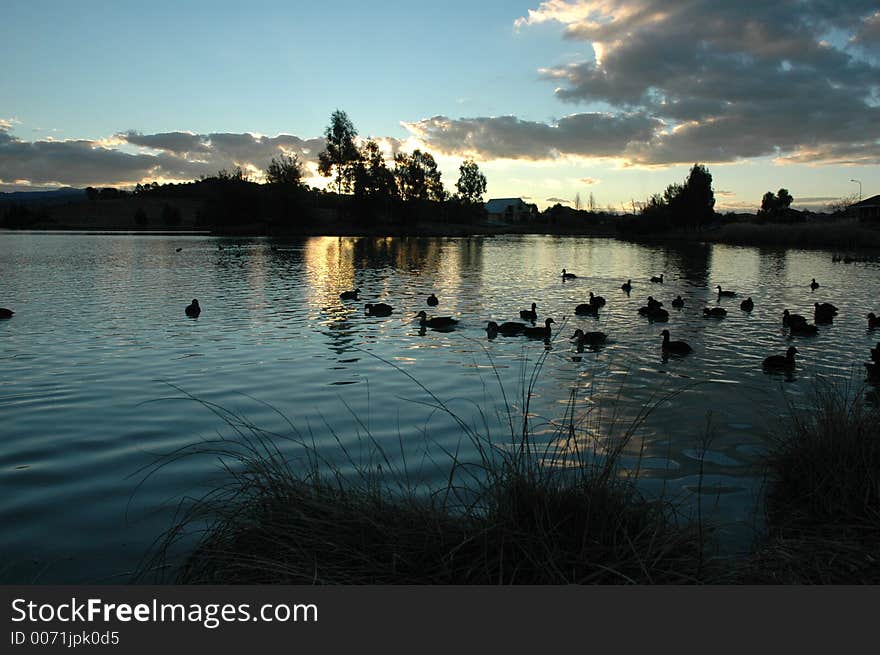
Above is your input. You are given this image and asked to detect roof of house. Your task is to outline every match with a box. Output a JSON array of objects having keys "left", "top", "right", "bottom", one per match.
[
  {"left": 485, "top": 198, "right": 528, "bottom": 213},
  {"left": 852, "top": 194, "right": 880, "bottom": 208}
]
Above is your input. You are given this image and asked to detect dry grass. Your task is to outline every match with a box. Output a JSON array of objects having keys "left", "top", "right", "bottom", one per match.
[
  {"left": 711, "top": 220, "right": 880, "bottom": 250},
  {"left": 137, "top": 353, "right": 708, "bottom": 585}
]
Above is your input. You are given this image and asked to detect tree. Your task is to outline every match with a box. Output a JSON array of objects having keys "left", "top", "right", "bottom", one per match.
[
  {"left": 588, "top": 192, "right": 596, "bottom": 212},
  {"left": 266, "top": 153, "right": 304, "bottom": 187},
  {"left": 393, "top": 149, "right": 445, "bottom": 202},
  {"left": 455, "top": 159, "right": 487, "bottom": 204},
  {"left": 759, "top": 188, "right": 794, "bottom": 217},
  {"left": 318, "top": 110, "right": 359, "bottom": 194},
  {"left": 574, "top": 192, "right": 582, "bottom": 211},
  {"left": 351, "top": 139, "right": 397, "bottom": 223},
  {"left": 639, "top": 163, "right": 716, "bottom": 230}
]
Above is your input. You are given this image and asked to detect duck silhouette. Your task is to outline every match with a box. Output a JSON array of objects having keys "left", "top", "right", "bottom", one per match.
[
  {"left": 660, "top": 329, "right": 692, "bottom": 355},
  {"left": 571, "top": 328, "right": 607, "bottom": 350},
  {"left": 561, "top": 269, "right": 577, "bottom": 279},
  {"left": 589, "top": 292, "right": 606, "bottom": 307},
  {"left": 650, "top": 274, "right": 664, "bottom": 283},
  {"left": 340, "top": 288, "right": 360, "bottom": 300},
  {"left": 0, "top": 308, "right": 13, "bottom": 319},
  {"left": 740, "top": 297, "right": 754, "bottom": 311},
  {"left": 185, "top": 299, "right": 201, "bottom": 317},
  {"left": 810, "top": 278, "right": 820, "bottom": 291},
  {"left": 523, "top": 317, "right": 554, "bottom": 339},
  {"left": 365, "top": 303, "right": 393, "bottom": 317},
  {"left": 486, "top": 321, "right": 526, "bottom": 337},
  {"left": 416, "top": 311, "right": 458, "bottom": 329},
  {"left": 575, "top": 303, "right": 599, "bottom": 316},
  {"left": 621, "top": 279, "right": 632, "bottom": 293},
  {"left": 783, "top": 309, "right": 807, "bottom": 328},
  {"left": 671, "top": 295, "right": 684, "bottom": 308},
  {"left": 716, "top": 285, "right": 737, "bottom": 298},
  {"left": 427, "top": 293, "right": 439, "bottom": 306},
  {"left": 703, "top": 307, "right": 727, "bottom": 318},
  {"left": 520, "top": 303, "right": 538, "bottom": 321},
  {"left": 763, "top": 346, "right": 798, "bottom": 370}
]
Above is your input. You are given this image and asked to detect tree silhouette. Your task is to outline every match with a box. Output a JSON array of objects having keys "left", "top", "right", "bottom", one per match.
[
  {"left": 759, "top": 188, "right": 794, "bottom": 217},
  {"left": 266, "top": 153, "right": 304, "bottom": 187},
  {"left": 639, "top": 163, "right": 716, "bottom": 230},
  {"left": 393, "top": 149, "right": 445, "bottom": 202},
  {"left": 455, "top": 159, "right": 487, "bottom": 204},
  {"left": 318, "top": 110, "right": 359, "bottom": 194}
]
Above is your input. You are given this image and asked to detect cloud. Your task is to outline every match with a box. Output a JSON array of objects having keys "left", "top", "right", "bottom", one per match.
[
  {"left": 0, "top": 124, "right": 333, "bottom": 188},
  {"left": 512, "top": 1, "right": 880, "bottom": 165},
  {"left": 579, "top": 177, "right": 598, "bottom": 185},
  {"left": 403, "top": 113, "right": 659, "bottom": 160},
  {"left": 546, "top": 196, "right": 572, "bottom": 203}
]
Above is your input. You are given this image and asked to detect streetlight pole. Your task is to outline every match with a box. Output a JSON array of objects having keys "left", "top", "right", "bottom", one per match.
[{"left": 850, "top": 179, "right": 862, "bottom": 202}]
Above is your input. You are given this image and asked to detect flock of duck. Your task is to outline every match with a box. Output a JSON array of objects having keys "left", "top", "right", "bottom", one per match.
[
  {"left": 2, "top": 272, "right": 873, "bottom": 377},
  {"left": 326, "top": 271, "right": 878, "bottom": 377}
]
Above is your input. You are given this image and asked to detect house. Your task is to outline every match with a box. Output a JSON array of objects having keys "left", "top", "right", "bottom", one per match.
[
  {"left": 852, "top": 194, "right": 880, "bottom": 221},
  {"left": 485, "top": 198, "right": 538, "bottom": 224}
]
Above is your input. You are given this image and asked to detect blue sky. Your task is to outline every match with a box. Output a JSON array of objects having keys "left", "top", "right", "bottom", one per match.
[{"left": 2, "top": 1, "right": 879, "bottom": 211}]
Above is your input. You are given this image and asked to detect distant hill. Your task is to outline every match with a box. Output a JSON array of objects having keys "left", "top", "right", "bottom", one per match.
[{"left": 0, "top": 188, "right": 86, "bottom": 203}]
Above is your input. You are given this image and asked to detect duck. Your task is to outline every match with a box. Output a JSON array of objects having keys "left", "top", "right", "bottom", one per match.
[
  {"left": 790, "top": 322, "right": 818, "bottom": 336},
  {"left": 575, "top": 303, "right": 600, "bottom": 316},
  {"left": 763, "top": 346, "right": 798, "bottom": 370},
  {"left": 340, "top": 288, "right": 360, "bottom": 300},
  {"left": 703, "top": 307, "right": 727, "bottom": 318},
  {"left": 0, "top": 308, "right": 13, "bottom": 319},
  {"left": 621, "top": 279, "right": 632, "bottom": 293},
  {"left": 185, "top": 299, "right": 201, "bottom": 317},
  {"left": 416, "top": 311, "right": 458, "bottom": 329},
  {"left": 814, "top": 302, "right": 838, "bottom": 316},
  {"left": 650, "top": 274, "right": 664, "bottom": 283},
  {"left": 871, "top": 342, "right": 880, "bottom": 362},
  {"left": 646, "top": 296, "right": 663, "bottom": 310},
  {"left": 660, "top": 329, "right": 692, "bottom": 355},
  {"left": 782, "top": 310, "right": 807, "bottom": 328},
  {"left": 561, "top": 269, "right": 577, "bottom": 279},
  {"left": 740, "top": 297, "right": 754, "bottom": 312},
  {"left": 520, "top": 303, "right": 538, "bottom": 321},
  {"left": 589, "top": 292, "right": 606, "bottom": 307},
  {"left": 365, "top": 302, "right": 393, "bottom": 317},
  {"left": 486, "top": 321, "right": 526, "bottom": 337},
  {"left": 571, "top": 329, "right": 607, "bottom": 347},
  {"left": 523, "top": 317, "right": 555, "bottom": 339},
  {"left": 716, "top": 285, "right": 736, "bottom": 298},
  {"left": 427, "top": 293, "right": 439, "bottom": 306},
  {"left": 814, "top": 305, "right": 835, "bottom": 324},
  {"left": 671, "top": 295, "right": 685, "bottom": 309},
  {"left": 810, "top": 278, "right": 820, "bottom": 291},
  {"left": 868, "top": 313, "right": 880, "bottom": 329},
  {"left": 643, "top": 307, "right": 669, "bottom": 322}
]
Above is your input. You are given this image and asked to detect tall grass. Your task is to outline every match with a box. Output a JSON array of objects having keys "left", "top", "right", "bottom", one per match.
[
  {"left": 136, "top": 351, "right": 708, "bottom": 584},
  {"left": 744, "top": 380, "right": 880, "bottom": 583},
  {"left": 712, "top": 220, "right": 880, "bottom": 250}
]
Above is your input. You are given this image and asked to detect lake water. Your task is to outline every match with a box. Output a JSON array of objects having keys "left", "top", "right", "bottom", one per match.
[{"left": 2, "top": 231, "right": 878, "bottom": 583}]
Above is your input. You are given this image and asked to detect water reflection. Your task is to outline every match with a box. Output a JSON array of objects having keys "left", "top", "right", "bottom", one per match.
[{"left": 2, "top": 232, "right": 880, "bottom": 581}]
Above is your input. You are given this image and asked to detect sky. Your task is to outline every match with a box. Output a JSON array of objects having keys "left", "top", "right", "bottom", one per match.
[{"left": 1, "top": 0, "right": 879, "bottom": 212}]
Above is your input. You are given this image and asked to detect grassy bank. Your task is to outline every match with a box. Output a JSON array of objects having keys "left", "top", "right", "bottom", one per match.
[
  {"left": 141, "top": 372, "right": 880, "bottom": 584},
  {"left": 708, "top": 220, "right": 880, "bottom": 250},
  {"left": 743, "top": 382, "right": 880, "bottom": 583}
]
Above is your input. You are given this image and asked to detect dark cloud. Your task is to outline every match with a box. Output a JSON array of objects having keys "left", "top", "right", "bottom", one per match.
[
  {"left": 514, "top": 0, "right": 880, "bottom": 165},
  {"left": 404, "top": 113, "right": 659, "bottom": 160},
  {"left": 546, "top": 196, "right": 571, "bottom": 203},
  {"left": 0, "top": 125, "right": 330, "bottom": 188}
]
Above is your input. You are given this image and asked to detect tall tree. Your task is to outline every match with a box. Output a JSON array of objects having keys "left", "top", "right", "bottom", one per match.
[
  {"left": 393, "top": 149, "right": 445, "bottom": 202},
  {"left": 318, "top": 110, "right": 359, "bottom": 194},
  {"left": 455, "top": 159, "right": 487, "bottom": 204}
]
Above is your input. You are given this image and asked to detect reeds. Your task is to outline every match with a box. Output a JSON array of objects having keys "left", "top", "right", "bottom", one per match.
[
  {"left": 712, "top": 220, "right": 880, "bottom": 250},
  {"left": 137, "top": 353, "right": 708, "bottom": 584},
  {"left": 743, "top": 380, "right": 880, "bottom": 583}
]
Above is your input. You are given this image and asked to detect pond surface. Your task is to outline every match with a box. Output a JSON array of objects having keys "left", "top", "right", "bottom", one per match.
[{"left": 1, "top": 231, "right": 878, "bottom": 582}]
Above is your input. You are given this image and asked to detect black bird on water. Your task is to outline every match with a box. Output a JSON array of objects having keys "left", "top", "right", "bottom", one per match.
[
  {"left": 740, "top": 297, "right": 754, "bottom": 311},
  {"left": 621, "top": 279, "right": 632, "bottom": 293},
  {"left": 523, "top": 317, "right": 555, "bottom": 339},
  {"left": 763, "top": 346, "right": 798, "bottom": 371},
  {"left": 340, "top": 288, "right": 360, "bottom": 300},
  {"left": 185, "top": 299, "right": 201, "bottom": 317},
  {"left": 810, "top": 278, "right": 820, "bottom": 291},
  {"left": 416, "top": 311, "right": 458, "bottom": 329},
  {"left": 561, "top": 269, "right": 577, "bottom": 279},
  {"left": 671, "top": 295, "right": 685, "bottom": 308},
  {"left": 485, "top": 321, "right": 526, "bottom": 337},
  {"left": 571, "top": 329, "right": 607, "bottom": 350},
  {"left": 650, "top": 274, "right": 664, "bottom": 283},
  {"left": 660, "top": 329, "right": 692, "bottom": 355},
  {"left": 703, "top": 307, "right": 727, "bottom": 318},
  {"left": 716, "top": 285, "right": 737, "bottom": 298},
  {"left": 589, "top": 292, "right": 606, "bottom": 307},
  {"left": 365, "top": 303, "right": 393, "bottom": 317},
  {"left": 575, "top": 303, "right": 599, "bottom": 316},
  {"left": 427, "top": 293, "right": 439, "bottom": 306},
  {"left": 520, "top": 303, "right": 538, "bottom": 321},
  {"left": 868, "top": 313, "right": 880, "bottom": 329}
]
